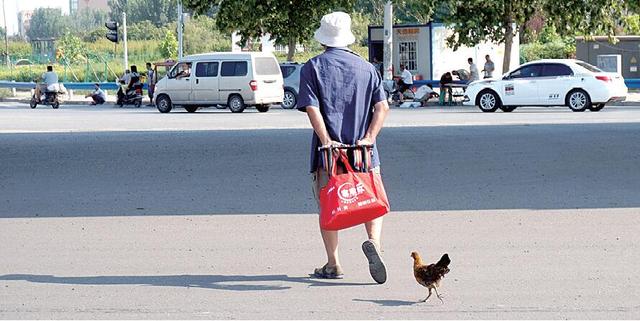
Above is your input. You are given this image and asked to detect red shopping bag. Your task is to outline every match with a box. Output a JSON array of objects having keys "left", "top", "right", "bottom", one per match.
[{"left": 319, "top": 149, "right": 390, "bottom": 231}]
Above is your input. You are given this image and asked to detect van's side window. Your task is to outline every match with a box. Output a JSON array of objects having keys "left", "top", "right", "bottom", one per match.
[
  {"left": 196, "top": 62, "right": 219, "bottom": 77},
  {"left": 221, "top": 61, "right": 248, "bottom": 77}
]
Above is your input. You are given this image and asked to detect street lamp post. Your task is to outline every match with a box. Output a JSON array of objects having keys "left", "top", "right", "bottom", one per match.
[
  {"left": 2, "top": 0, "right": 8, "bottom": 66},
  {"left": 383, "top": 1, "right": 393, "bottom": 80}
]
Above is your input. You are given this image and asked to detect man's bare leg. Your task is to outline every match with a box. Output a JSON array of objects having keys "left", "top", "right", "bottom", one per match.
[{"left": 320, "top": 228, "right": 340, "bottom": 267}]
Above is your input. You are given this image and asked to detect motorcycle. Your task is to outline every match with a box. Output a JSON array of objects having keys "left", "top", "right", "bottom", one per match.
[
  {"left": 116, "top": 81, "right": 144, "bottom": 108},
  {"left": 30, "top": 83, "right": 64, "bottom": 109},
  {"left": 382, "top": 79, "right": 415, "bottom": 105}
]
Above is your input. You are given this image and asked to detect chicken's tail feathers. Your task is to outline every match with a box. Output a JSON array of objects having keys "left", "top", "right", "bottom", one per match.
[{"left": 436, "top": 253, "right": 451, "bottom": 268}]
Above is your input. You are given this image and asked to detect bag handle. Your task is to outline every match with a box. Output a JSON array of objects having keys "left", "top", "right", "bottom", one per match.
[
  {"left": 329, "top": 149, "right": 356, "bottom": 177},
  {"left": 320, "top": 144, "right": 374, "bottom": 175}
]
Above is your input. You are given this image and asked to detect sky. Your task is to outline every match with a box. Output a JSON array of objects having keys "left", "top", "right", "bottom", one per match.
[{"left": 1, "top": 0, "right": 70, "bottom": 35}]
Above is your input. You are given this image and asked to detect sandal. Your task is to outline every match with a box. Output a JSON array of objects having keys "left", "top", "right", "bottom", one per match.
[
  {"left": 362, "top": 239, "right": 387, "bottom": 284},
  {"left": 313, "top": 264, "right": 344, "bottom": 279}
]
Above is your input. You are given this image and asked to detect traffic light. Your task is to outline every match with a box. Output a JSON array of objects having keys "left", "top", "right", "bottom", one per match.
[{"left": 105, "top": 21, "right": 118, "bottom": 43}]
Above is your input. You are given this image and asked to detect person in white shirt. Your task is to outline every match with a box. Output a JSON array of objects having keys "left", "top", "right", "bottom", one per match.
[
  {"left": 397, "top": 64, "right": 413, "bottom": 102},
  {"left": 468, "top": 58, "right": 479, "bottom": 82},
  {"left": 34, "top": 65, "right": 59, "bottom": 100},
  {"left": 482, "top": 55, "right": 495, "bottom": 79},
  {"left": 85, "top": 83, "right": 106, "bottom": 105}
]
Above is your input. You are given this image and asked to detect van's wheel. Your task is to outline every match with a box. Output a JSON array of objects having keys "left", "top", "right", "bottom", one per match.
[
  {"left": 500, "top": 105, "right": 516, "bottom": 112},
  {"left": 185, "top": 106, "right": 198, "bottom": 113},
  {"left": 476, "top": 89, "right": 500, "bottom": 112},
  {"left": 566, "top": 89, "right": 590, "bottom": 112},
  {"left": 52, "top": 101, "right": 60, "bottom": 109},
  {"left": 281, "top": 90, "right": 297, "bottom": 109},
  {"left": 589, "top": 103, "right": 605, "bottom": 112},
  {"left": 156, "top": 95, "right": 172, "bottom": 113},
  {"left": 30, "top": 98, "right": 37, "bottom": 109},
  {"left": 256, "top": 105, "right": 270, "bottom": 113},
  {"left": 228, "top": 95, "right": 245, "bottom": 113}
]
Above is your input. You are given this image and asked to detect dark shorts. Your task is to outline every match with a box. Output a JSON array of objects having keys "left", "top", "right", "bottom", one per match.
[
  {"left": 92, "top": 95, "right": 105, "bottom": 104},
  {"left": 398, "top": 80, "right": 411, "bottom": 93}
]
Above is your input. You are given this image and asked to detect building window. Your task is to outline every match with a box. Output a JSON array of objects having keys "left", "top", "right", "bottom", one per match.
[
  {"left": 399, "top": 41, "right": 417, "bottom": 71},
  {"left": 70, "top": 0, "right": 78, "bottom": 15}
]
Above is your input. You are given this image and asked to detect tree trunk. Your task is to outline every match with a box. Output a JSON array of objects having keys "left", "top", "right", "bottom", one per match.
[
  {"left": 286, "top": 37, "right": 296, "bottom": 62},
  {"left": 502, "top": 20, "right": 515, "bottom": 74}
]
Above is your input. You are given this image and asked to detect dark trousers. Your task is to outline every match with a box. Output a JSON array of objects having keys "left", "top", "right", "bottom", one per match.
[{"left": 92, "top": 95, "right": 105, "bottom": 104}]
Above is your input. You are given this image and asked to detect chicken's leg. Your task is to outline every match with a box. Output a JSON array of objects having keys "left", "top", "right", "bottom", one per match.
[
  {"left": 433, "top": 286, "right": 444, "bottom": 304},
  {"left": 421, "top": 288, "right": 432, "bottom": 302}
]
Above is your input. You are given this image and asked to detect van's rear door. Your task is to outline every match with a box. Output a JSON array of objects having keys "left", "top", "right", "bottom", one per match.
[{"left": 253, "top": 56, "right": 284, "bottom": 103}]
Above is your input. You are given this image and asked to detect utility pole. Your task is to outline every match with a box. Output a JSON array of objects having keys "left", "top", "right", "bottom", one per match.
[
  {"left": 2, "top": 0, "right": 8, "bottom": 66},
  {"left": 177, "top": 0, "right": 183, "bottom": 59},
  {"left": 383, "top": 1, "right": 393, "bottom": 80},
  {"left": 123, "top": 12, "right": 128, "bottom": 71}
]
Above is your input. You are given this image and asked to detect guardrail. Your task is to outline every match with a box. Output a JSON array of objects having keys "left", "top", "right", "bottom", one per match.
[{"left": 0, "top": 81, "right": 148, "bottom": 91}]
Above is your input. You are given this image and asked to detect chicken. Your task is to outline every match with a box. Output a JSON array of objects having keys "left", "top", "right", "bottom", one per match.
[{"left": 411, "top": 251, "right": 450, "bottom": 303}]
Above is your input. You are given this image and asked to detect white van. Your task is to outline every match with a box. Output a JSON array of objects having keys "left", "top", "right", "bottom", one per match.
[{"left": 154, "top": 52, "right": 284, "bottom": 113}]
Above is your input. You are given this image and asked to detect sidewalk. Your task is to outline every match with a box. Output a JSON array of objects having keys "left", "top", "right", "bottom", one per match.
[
  {"left": 404, "top": 91, "right": 640, "bottom": 108},
  {"left": 3, "top": 91, "right": 640, "bottom": 107}
]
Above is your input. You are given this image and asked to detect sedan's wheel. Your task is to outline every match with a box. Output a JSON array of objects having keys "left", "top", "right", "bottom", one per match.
[
  {"left": 256, "top": 105, "right": 270, "bottom": 113},
  {"left": 281, "top": 90, "right": 297, "bottom": 109},
  {"left": 156, "top": 95, "right": 172, "bottom": 113},
  {"left": 184, "top": 106, "right": 198, "bottom": 113},
  {"left": 567, "top": 89, "right": 590, "bottom": 112},
  {"left": 228, "top": 95, "right": 245, "bottom": 113},
  {"left": 500, "top": 106, "right": 517, "bottom": 112},
  {"left": 589, "top": 103, "right": 605, "bottom": 112},
  {"left": 476, "top": 90, "right": 500, "bottom": 112}
]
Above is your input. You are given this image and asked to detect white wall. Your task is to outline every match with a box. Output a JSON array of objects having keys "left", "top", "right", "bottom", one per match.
[{"left": 430, "top": 24, "right": 519, "bottom": 80}]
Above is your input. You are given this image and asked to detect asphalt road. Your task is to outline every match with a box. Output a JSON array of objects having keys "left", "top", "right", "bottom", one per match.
[{"left": 1, "top": 103, "right": 639, "bottom": 318}]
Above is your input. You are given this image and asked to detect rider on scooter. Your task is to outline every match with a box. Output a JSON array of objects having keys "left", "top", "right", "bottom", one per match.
[
  {"left": 117, "top": 66, "right": 142, "bottom": 104},
  {"left": 34, "top": 66, "right": 59, "bottom": 101}
]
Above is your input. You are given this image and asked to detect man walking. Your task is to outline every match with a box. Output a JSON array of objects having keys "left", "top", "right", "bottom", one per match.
[
  {"left": 146, "top": 62, "right": 155, "bottom": 106},
  {"left": 298, "top": 11, "right": 390, "bottom": 284},
  {"left": 468, "top": 57, "right": 479, "bottom": 82}
]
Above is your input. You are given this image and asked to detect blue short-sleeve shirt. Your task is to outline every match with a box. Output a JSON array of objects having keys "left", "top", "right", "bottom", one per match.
[{"left": 298, "top": 47, "right": 387, "bottom": 172}]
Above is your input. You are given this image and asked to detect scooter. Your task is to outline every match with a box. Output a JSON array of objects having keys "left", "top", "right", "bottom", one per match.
[
  {"left": 116, "top": 81, "right": 143, "bottom": 108},
  {"left": 382, "top": 79, "right": 415, "bottom": 105},
  {"left": 30, "top": 83, "right": 63, "bottom": 109}
]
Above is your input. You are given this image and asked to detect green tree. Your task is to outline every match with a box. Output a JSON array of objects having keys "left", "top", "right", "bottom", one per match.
[
  {"left": 26, "top": 8, "right": 72, "bottom": 40},
  {"left": 108, "top": 0, "right": 178, "bottom": 26},
  {"left": 128, "top": 20, "right": 169, "bottom": 40},
  {"left": 57, "top": 33, "right": 86, "bottom": 64},
  {"left": 440, "top": 0, "right": 537, "bottom": 73},
  {"left": 543, "top": 0, "right": 631, "bottom": 38},
  {"left": 182, "top": 16, "right": 230, "bottom": 55},
  {"left": 158, "top": 30, "right": 178, "bottom": 58},
  {"left": 184, "top": 0, "right": 355, "bottom": 61}
]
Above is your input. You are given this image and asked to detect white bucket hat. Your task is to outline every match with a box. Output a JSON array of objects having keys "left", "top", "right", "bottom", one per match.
[{"left": 313, "top": 11, "right": 356, "bottom": 48}]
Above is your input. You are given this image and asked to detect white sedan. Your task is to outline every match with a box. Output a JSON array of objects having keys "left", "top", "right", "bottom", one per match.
[{"left": 463, "top": 59, "right": 628, "bottom": 112}]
